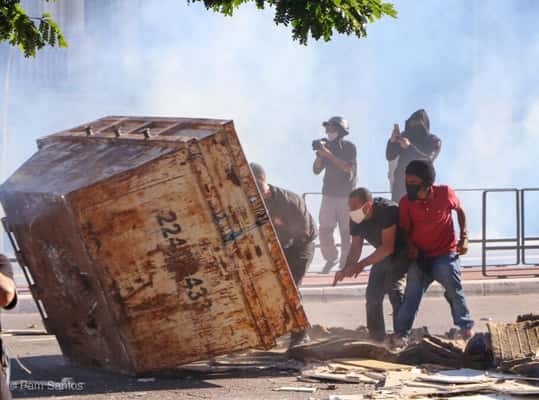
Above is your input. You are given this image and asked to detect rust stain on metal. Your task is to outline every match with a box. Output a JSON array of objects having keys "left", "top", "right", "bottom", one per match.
[
  {"left": 0, "top": 116, "right": 309, "bottom": 375},
  {"left": 226, "top": 168, "right": 241, "bottom": 186},
  {"left": 163, "top": 242, "right": 199, "bottom": 284},
  {"left": 254, "top": 246, "right": 263, "bottom": 258}
]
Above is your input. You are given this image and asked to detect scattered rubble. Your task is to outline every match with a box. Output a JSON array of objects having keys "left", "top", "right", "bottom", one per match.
[{"left": 178, "top": 318, "right": 539, "bottom": 399}]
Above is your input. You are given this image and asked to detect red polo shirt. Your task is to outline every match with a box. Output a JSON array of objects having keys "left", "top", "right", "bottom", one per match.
[{"left": 399, "top": 185, "right": 460, "bottom": 257}]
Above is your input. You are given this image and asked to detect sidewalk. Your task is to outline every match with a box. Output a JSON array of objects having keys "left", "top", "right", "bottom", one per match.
[{"left": 300, "top": 266, "right": 539, "bottom": 301}]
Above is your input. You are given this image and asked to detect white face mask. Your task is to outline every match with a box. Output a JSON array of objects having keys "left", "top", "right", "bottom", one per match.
[
  {"left": 350, "top": 203, "right": 368, "bottom": 224},
  {"left": 327, "top": 131, "right": 339, "bottom": 141}
]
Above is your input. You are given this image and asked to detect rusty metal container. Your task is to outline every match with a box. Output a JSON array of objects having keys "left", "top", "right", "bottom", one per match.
[{"left": 0, "top": 116, "right": 308, "bottom": 375}]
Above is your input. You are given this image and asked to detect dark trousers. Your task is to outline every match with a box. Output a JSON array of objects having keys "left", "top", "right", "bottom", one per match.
[
  {"left": 365, "top": 250, "right": 409, "bottom": 341},
  {"left": 284, "top": 241, "right": 315, "bottom": 286}
]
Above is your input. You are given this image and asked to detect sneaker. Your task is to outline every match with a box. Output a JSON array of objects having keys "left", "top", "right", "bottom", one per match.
[
  {"left": 289, "top": 331, "right": 311, "bottom": 348},
  {"left": 389, "top": 333, "right": 409, "bottom": 350},
  {"left": 460, "top": 328, "right": 474, "bottom": 340},
  {"left": 321, "top": 259, "right": 338, "bottom": 274}
]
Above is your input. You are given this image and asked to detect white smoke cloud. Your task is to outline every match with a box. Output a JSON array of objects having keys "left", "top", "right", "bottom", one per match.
[{"left": 2, "top": 0, "right": 538, "bottom": 258}]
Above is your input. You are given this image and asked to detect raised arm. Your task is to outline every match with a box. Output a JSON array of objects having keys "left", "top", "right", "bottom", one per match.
[
  {"left": 318, "top": 145, "right": 355, "bottom": 174},
  {"left": 386, "top": 139, "right": 402, "bottom": 161}
]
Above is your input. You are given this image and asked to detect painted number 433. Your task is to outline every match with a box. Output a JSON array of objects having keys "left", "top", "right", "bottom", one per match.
[{"left": 156, "top": 210, "right": 211, "bottom": 311}]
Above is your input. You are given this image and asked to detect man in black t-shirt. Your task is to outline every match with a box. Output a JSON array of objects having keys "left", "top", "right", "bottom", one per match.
[
  {"left": 333, "top": 188, "right": 409, "bottom": 342},
  {"left": 313, "top": 116, "right": 357, "bottom": 274},
  {"left": 250, "top": 163, "right": 317, "bottom": 347}
]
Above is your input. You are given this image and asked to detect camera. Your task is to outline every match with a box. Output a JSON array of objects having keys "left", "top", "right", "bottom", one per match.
[{"left": 312, "top": 138, "right": 328, "bottom": 151}]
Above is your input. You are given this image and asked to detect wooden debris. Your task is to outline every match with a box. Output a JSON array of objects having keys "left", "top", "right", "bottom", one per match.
[
  {"left": 301, "top": 371, "right": 364, "bottom": 384},
  {"left": 488, "top": 320, "right": 539, "bottom": 364},
  {"left": 336, "top": 358, "right": 414, "bottom": 372},
  {"left": 488, "top": 320, "right": 539, "bottom": 376},
  {"left": 301, "top": 364, "right": 379, "bottom": 384},
  {"left": 516, "top": 313, "right": 539, "bottom": 323},
  {"left": 273, "top": 386, "right": 317, "bottom": 393},
  {"left": 494, "top": 380, "right": 539, "bottom": 395},
  {"left": 509, "top": 360, "right": 539, "bottom": 377}
]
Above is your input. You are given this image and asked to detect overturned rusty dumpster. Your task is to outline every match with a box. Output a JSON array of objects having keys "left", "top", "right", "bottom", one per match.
[{"left": 0, "top": 116, "right": 308, "bottom": 375}]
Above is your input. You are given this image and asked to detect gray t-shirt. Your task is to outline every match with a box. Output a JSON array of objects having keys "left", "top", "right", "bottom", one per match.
[{"left": 321, "top": 139, "right": 357, "bottom": 197}]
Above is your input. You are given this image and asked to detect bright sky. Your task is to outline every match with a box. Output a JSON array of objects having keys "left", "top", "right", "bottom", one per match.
[{"left": 2, "top": 0, "right": 538, "bottom": 247}]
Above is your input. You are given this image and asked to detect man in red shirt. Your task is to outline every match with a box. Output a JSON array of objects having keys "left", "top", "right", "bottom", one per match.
[{"left": 394, "top": 160, "right": 474, "bottom": 343}]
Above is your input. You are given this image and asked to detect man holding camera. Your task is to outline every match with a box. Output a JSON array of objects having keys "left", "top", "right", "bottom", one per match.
[{"left": 313, "top": 116, "right": 357, "bottom": 274}]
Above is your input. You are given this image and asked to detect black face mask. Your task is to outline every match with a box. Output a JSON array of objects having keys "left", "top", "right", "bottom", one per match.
[
  {"left": 406, "top": 183, "right": 422, "bottom": 201},
  {"left": 406, "top": 126, "right": 427, "bottom": 142}
]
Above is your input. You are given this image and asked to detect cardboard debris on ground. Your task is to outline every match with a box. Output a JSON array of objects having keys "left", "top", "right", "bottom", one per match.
[
  {"left": 336, "top": 358, "right": 414, "bottom": 372},
  {"left": 328, "top": 395, "right": 364, "bottom": 400},
  {"left": 416, "top": 368, "right": 496, "bottom": 384},
  {"left": 289, "top": 338, "right": 399, "bottom": 363},
  {"left": 382, "top": 367, "right": 539, "bottom": 398},
  {"left": 178, "top": 350, "right": 303, "bottom": 374},
  {"left": 178, "top": 321, "right": 538, "bottom": 399},
  {"left": 300, "top": 365, "right": 378, "bottom": 384},
  {"left": 272, "top": 386, "right": 317, "bottom": 393},
  {"left": 307, "top": 325, "right": 371, "bottom": 341},
  {"left": 397, "top": 334, "right": 473, "bottom": 369},
  {"left": 441, "top": 396, "right": 524, "bottom": 400}
]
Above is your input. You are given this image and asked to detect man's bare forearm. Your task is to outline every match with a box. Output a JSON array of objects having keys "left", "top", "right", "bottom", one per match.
[
  {"left": 343, "top": 238, "right": 363, "bottom": 271},
  {"left": 313, "top": 157, "right": 324, "bottom": 174},
  {"left": 457, "top": 207, "right": 468, "bottom": 238},
  {"left": 345, "top": 249, "right": 361, "bottom": 269},
  {"left": 359, "top": 246, "right": 392, "bottom": 268}
]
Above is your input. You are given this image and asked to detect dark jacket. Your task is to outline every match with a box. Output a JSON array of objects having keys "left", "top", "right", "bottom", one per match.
[
  {"left": 263, "top": 185, "right": 317, "bottom": 249},
  {"left": 386, "top": 109, "right": 441, "bottom": 202}
]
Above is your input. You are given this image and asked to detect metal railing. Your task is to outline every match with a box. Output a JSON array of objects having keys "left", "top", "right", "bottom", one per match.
[
  {"left": 303, "top": 187, "right": 539, "bottom": 278},
  {"left": 2, "top": 188, "right": 538, "bottom": 282}
]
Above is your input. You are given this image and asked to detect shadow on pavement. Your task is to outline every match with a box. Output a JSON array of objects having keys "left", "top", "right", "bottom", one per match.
[{"left": 10, "top": 355, "right": 221, "bottom": 398}]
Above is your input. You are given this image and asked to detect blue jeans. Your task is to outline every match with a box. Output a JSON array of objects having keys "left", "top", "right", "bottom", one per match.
[{"left": 396, "top": 253, "right": 474, "bottom": 335}]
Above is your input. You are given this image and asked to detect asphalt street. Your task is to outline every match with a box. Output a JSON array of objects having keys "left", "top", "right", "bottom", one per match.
[{"left": 1, "top": 293, "right": 537, "bottom": 399}]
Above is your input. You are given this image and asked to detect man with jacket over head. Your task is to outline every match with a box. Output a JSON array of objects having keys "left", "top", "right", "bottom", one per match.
[{"left": 386, "top": 109, "right": 441, "bottom": 202}]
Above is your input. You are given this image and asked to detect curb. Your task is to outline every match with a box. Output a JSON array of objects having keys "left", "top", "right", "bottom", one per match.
[{"left": 299, "top": 278, "right": 539, "bottom": 302}]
